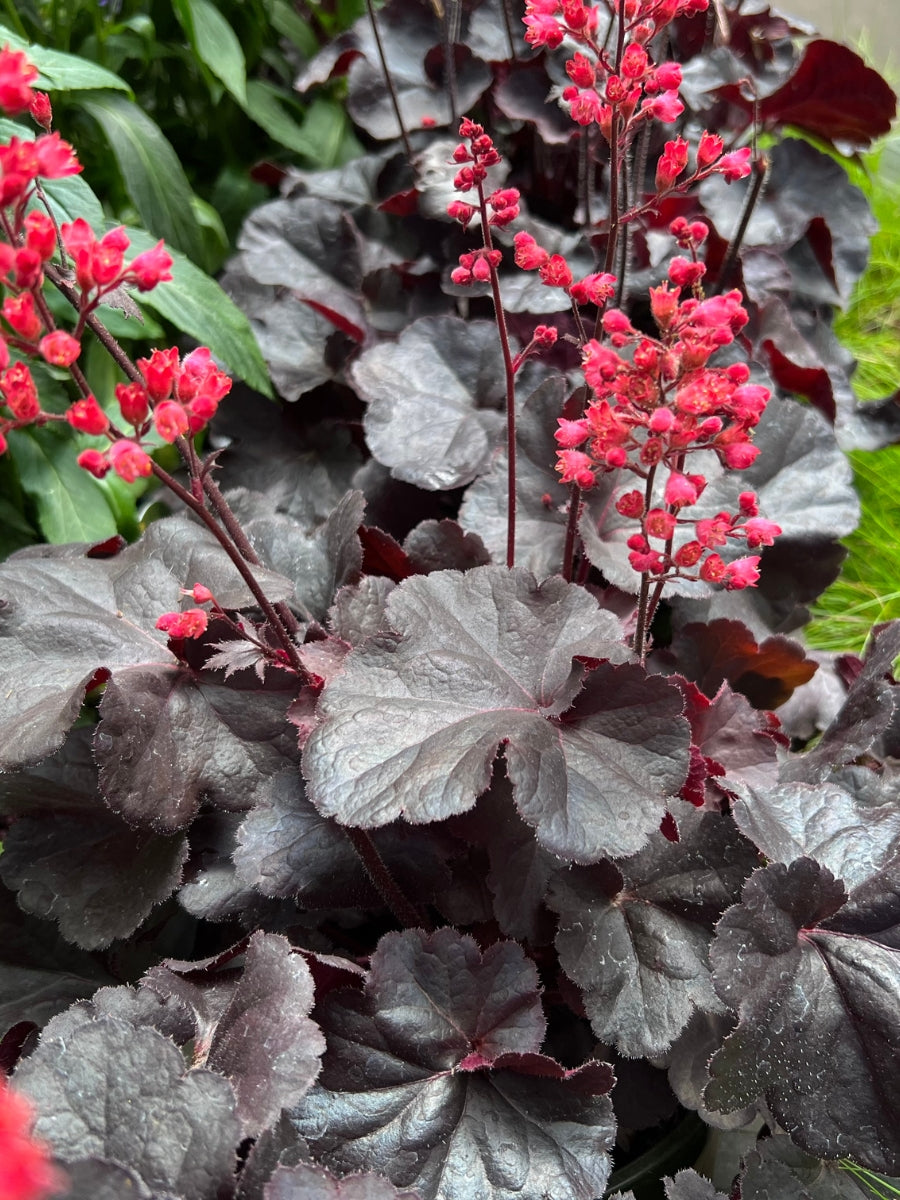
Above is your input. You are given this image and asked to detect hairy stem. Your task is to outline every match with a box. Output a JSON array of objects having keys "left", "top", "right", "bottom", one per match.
[
  {"left": 343, "top": 826, "right": 432, "bottom": 929},
  {"left": 562, "top": 484, "right": 582, "bottom": 582},
  {"left": 632, "top": 463, "right": 658, "bottom": 660},
  {"left": 477, "top": 184, "right": 517, "bottom": 568},
  {"left": 151, "top": 461, "right": 306, "bottom": 675}
]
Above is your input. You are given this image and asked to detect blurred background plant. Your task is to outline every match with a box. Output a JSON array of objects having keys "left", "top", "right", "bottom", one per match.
[{"left": 807, "top": 113, "right": 900, "bottom": 653}]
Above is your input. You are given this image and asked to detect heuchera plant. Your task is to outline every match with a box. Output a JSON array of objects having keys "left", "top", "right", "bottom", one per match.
[{"left": 0, "top": 4, "right": 899, "bottom": 1199}]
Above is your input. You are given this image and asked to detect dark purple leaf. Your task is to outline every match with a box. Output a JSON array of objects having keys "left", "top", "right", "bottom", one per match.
[
  {"left": 459, "top": 378, "right": 571, "bottom": 577},
  {"left": 227, "top": 488, "right": 364, "bottom": 622},
  {"left": 94, "top": 664, "right": 300, "bottom": 834},
  {"left": 403, "top": 520, "right": 490, "bottom": 573},
  {"left": 0, "top": 809, "right": 187, "bottom": 950},
  {"left": 290, "top": 928, "right": 616, "bottom": 1200},
  {"left": 233, "top": 768, "right": 452, "bottom": 909},
  {"left": 58, "top": 1158, "right": 180, "bottom": 1200},
  {"left": 739, "top": 1132, "right": 897, "bottom": 1198},
  {"left": 706, "top": 859, "right": 900, "bottom": 1172},
  {"left": 701, "top": 139, "right": 875, "bottom": 303},
  {"left": 781, "top": 622, "right": 900, "bottom": 784},
  {"left": 493, "top": 62, "right": 575, "bottom": 145},
  {"left": 731, "top": 768, "right": 900, "bottom": 893},
  {"left": 218, "top": 270, "right": 350, "bottom": 400},
  {"left": 304, "top": 565, "right": 690, "bottom": 862},
  {"left": 337, "top": 0, "right": 492, "bottom": 139},
  {"left": 177, "top": 811, "right": 301, "bottom": 927},
  {"left": 352, "top": 317, "right": 506, "bottom": 490},
  {"left": 14, "top": 1009, "right": 241, "bottom": 1200},
  {"left": 0, "top": 726, "right": 188, "bottom": 949},
  {"left": 0, "top": 515, "right": 293, "bottom": 770},
  {"left": 265, "top": 1163, "right": 422, "bottom": 1200},
  {"left": 143, "top": 932, "right": 325, "bottom": 1138},
  {"left": 235, "top": 196, "right": 365, "bottom": 332},
  {"left": 0, "top": 883, "right": 115, "bottom": 1032},
  {"left": 666, "top": 1011, "right": 756, "bottom": 1130},
  {"left": 236, "top": 1112, "right": 311, "bottom": 1200},
  {"left": 751, "top": 41, "right": 896, "bottom": 149},
  {"left": 664, "top": 1171, "right": 727, "bottom": 1200},
  {"left": 328, "top": 576, "right": 397, "bottom": 645},
  {"left": 673, "top": 679, "right": 780, "bottom": 807},
  {"left": 668, "top": 620, "right": 817, "bottom": 710},
  {"left": 214, "top": 398, "right": 363, "bottom": 528},
  {"left": 549, "top": 806, "right": 756, "bottom": 1056}
]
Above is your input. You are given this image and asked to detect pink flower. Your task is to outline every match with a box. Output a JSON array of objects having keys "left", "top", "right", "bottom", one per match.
[
  {"left": 1, "top": 362, "right": 39, "bottom": 421},
  {"left": 539, "top": 254, "right": 573, "bottom": 288},
  {"left": 723, "top": 555, "right": 761, "bottom": 589},
  {"left": 556, "top": 449, "right": 596, "bottom": 487},
  {"left": 108, "top": 438, "right": 153, "bottom": 483},
  {"left": 156, "top": 608, "right": 209, "bottom": 639},
  {"left": 66, "top": 394, "right": 109, "bottom": 436},
  {"left": 0, "top": 1078, "right": 66, "bottom": 1200},
  {"left": 715, "top": 147, "right": 752, "bottom": 181},
  {"left": 29, "top": 90, "right": 52, "bottom": 130},
  {"left": 115, "top": 381, "right": 150, "bottom": 426},
  {"left": 0, "top": 45, "right": 38, "bottom": 115},
  {"left": 514, "top": 234, "right": 547, "bottom": 272},
  {"left": 555, "top": 418, "right": 589, "bottom": 447},
  {"left": 77, "top": 448, "right": 110, "bottom": 478},
  {"left": 696, "top": 131, "right": 723, "bottom": 168},
  {"left": 643, "top": 90, "right": 684, "bottom": 123},
  {"left": 34, "top": 132, "right": 81, "bottom": 178},
  {"left": 721, "top": 442, "right": 760, "bottom": 469},
  {"left": 39, "top": 330, "right": 81, "bottom": 367},
  {"left": 153, "top": 400, "right": 190, "bottom": 443},
  {"left": 664, "top": 471, "right": 700, "bottom": 507},
  {"left": 127, "top": 241, "right": 173, "bottom": 291},
  {"left": 742, "top": 517, "right": 781, "bottom": 548}
]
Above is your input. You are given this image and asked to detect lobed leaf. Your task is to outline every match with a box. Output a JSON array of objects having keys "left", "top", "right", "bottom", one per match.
[
  {"left": 352, "top": 317, "right": 506, "bottom": 491},
  {"left": 290, "top": 928, "right": 616, "bottom": 1200},
  {"left": 706, "top": 859, "right": 900, "bottom": 1172},
  {"left": 303, "top": 565, "right": 690, "bottom": 862},
  {"left": 14, "top": 1010, "right": 241, "bottom": 1199}
]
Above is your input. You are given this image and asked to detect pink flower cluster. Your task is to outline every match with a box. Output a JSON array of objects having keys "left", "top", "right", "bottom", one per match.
[
  {"left": 74, "top": 347, "right": 232, "bottom": 482},
  {"left": 554, "top": 220, "right": 780, "bottom": 590},
  {"left": 522, "top": 0, "right": 752, "bottom": 193},
  {"left": 0, "top": 46, "right": 230, "bottom": 485}
]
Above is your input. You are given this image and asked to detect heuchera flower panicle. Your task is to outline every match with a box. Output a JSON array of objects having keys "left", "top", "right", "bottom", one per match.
[{"left": 0, "top": 47, "right": 230, "bottom": 494}]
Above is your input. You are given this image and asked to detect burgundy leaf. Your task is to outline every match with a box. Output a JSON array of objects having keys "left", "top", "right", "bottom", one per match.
[
  {"left": 752, "top": 41, "right": 896, "bottom": 149},
  {"left": 549, "top": 806, "right": 756, "bottom": 1057},
  {"left": 145, "top": 932, "right": 325, "bottom": 1138},
  {"left": 290, "top": 928, "right": 616, "bottom": 1200},
  {"left": 265, "top": 1163, "right": 422, "bottom": 1200},
  {"left": 95, "top": 665, "right": 300, "bottom": 834},
  {"left": 706, "top": 859, "right": 900, "bottom": 1172},
  {"left": 0, "top": 515, "right": 293, "bottom": 770},
  {"left": 14, "top": 1009, "right": 241, "bottom": 1200},
  {"left": 304, "top": 566, "right": 689, "bottom": 862},
  {"left": 352, "top": 317, "right": 507, "bottom": 490}
]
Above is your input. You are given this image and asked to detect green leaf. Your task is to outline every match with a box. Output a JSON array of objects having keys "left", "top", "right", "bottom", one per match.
[
  {"left": 77, "top": 92, "right": 205, "bottom": 264},
  {"left": 125, "top": 226, "right": 273, "bottom": 397},
  {"left": 242, "top": 80, "right": 317, "bottom": 157},
  {"left": 172, "top": 0, "right": 247, "bottom": 105},
  {"left": 266, "top": 0, "right": 318, "bottom": 56},
  {"left": 7, "top": 425, "right": 118, "bottom": 544},
  {"left": 0, "top": 23, "right": 130, "bottom": 93}
]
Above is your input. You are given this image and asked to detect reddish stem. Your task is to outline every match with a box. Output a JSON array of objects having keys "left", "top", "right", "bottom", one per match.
[{"left": 476, "top": 182, "right": 518, "bottom": 568}]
